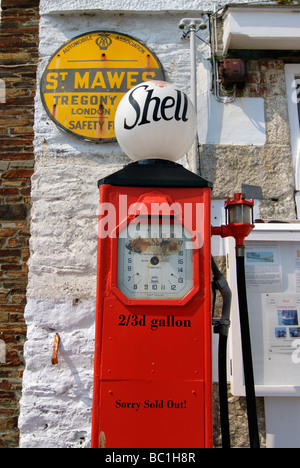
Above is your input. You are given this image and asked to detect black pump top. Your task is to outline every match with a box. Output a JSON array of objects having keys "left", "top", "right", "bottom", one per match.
[{"left": 98, "top": 159, "right": 213, "bottom": 189}]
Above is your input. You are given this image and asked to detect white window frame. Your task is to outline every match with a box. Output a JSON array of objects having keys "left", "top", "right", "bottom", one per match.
[{"left": 285, "top": 64, "right": 300, "bottom": 216}]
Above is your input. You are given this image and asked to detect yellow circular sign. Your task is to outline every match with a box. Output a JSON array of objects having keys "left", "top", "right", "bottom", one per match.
[{"left": 40, "top": 31, "right": 165, "bottom": 142}]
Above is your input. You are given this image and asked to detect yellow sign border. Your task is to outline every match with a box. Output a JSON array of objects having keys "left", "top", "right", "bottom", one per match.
[{"left": 40, "top": 31, "right": 165, "bottom": 143}]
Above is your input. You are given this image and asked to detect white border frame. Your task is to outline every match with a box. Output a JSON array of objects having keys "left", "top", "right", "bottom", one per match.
[{"left": 226, "top": 223, "right": 300, "bottom": 397}]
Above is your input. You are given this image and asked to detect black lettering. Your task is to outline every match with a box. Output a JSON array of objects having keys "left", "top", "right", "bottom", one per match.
[
  {"left": 138, "top": 88, "right": 161, "bottom": 126},
  {"left": 174, "top": 90, "right": 182, "bottom": 121},
  {"left": 182, "top": 92, "right": 189, "bottom": 122},
  {"left": 174, "top": 90, "right": 189, "bottom": 122},
  {"left": 123, "top": 86, "right": 190, "bottom": 130},
  {"left": 161, "top": 96, "right": 175, "bottom": 121},
  {"left": 124, "top": 84, "right": 147, "bottom": 130},
  {"left": 119, "top": 315, "right": 126, "bottom": 326},
  {"left": 150, "top": 318, "right": 158, "bottom": 330}
]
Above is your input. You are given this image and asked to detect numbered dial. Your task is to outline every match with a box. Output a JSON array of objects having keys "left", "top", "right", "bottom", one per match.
[{"left": 117, "top": 223, "right": 193, "bottom": 299}]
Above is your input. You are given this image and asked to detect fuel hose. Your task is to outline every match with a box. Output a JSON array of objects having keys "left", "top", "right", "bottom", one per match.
[
  {"left": 212, "top": 257, "right": 231, "bottom": 449},
  {"left": 218, "top": 333, "right": 230, "bottom": 448},
  {"left": 236, "top": 246, "right": 260, "bottom": 449}
]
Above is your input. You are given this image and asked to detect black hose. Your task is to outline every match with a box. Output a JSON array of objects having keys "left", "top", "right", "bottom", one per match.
[
  {"left": 218, "top": 334, "right": 231, "bottom": 448},
  {"left": 211, "top": 257, "right": 231, "bottom": 449},
  {"left": 236, "top": 248, "right": 260, "bottom": 449}
]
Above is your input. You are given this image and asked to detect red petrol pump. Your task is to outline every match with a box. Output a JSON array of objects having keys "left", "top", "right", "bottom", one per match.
[
  {"left": 91, "top": 81, "right": 259, "bottom": 448},
  {"left": 91, "top": 159, "right": 213, "bottom": 448}
]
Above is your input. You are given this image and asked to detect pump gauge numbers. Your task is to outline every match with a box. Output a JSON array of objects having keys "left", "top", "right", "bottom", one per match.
[{"left": 117, "top": 223, "right": 193, "bottom": 300}]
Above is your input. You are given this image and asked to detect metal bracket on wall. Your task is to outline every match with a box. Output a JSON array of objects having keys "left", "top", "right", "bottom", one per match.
[{"left": 210, "top": 9, "right": 237, "bottom": 104}]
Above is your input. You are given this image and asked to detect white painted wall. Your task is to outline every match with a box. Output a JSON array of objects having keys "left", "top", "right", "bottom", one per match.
[
  {"left": 39, "top": 0, "right": 229, "bottom": 14},
  {"left": 19, "top": 0, "right": 266, "bottom": 448},
  {"left": 197, "top": 62, "right": 265, "bottom": 145}
]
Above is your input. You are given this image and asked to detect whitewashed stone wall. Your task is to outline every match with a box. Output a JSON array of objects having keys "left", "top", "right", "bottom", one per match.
[{"left": 19, "top": 0, "right": 270, "bottom": 448}]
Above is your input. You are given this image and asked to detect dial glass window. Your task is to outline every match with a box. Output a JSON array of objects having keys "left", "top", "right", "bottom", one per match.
[{"left": 117, "top": 220, "right": 193, "bottom": 299}]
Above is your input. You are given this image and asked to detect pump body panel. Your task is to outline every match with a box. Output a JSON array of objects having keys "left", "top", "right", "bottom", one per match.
[{"left": 91, "top": 180, "right": 212, "bottom": 448}]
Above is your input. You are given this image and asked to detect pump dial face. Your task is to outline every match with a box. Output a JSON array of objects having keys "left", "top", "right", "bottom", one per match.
[{"left": 117, "top": 222, "right": 193, "bottom": 300}]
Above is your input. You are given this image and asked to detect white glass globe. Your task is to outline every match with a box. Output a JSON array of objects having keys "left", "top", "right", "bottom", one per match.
[{"left": 114, "top": 81, "right": 197, "bottom": 162}]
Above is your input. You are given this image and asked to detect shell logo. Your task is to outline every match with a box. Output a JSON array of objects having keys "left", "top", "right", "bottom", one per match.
[{"left": 115, "top": 81, "right": 197, "bottom": 162}]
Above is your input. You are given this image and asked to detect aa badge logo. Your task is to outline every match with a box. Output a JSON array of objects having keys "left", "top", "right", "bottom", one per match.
[
  {"left": 96, "top": 33, "right": 113, "bottom": 51},
  {"left": 40, "top": 31, "right": 165, "bottom": 142}
]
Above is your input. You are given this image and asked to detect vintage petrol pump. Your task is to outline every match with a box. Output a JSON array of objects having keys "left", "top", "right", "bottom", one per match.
[{"left": 91, "top": 81, "right": 258, "bottom": 448}]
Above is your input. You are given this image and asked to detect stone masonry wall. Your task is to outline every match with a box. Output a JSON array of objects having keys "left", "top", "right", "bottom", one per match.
[{"left": 0, "top": 0, "right": 39, "bottom": 448}]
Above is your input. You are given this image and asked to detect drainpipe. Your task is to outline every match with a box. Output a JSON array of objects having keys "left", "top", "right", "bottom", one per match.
[{"left": 178, "top": 17, "right": 207, "bottom": 175}]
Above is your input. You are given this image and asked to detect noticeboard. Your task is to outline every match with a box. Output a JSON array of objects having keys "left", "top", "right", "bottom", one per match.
[
  {"left": 226, "top": 224, "right": 300, "bottom": 397},
  {"left": 40, "top": 31, "right": 165, "bottom": 142}
]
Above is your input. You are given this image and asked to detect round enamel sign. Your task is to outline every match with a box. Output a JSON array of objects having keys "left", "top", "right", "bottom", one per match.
[
  {"left": 40, "top": 31, "right": 165, "bottom": 142},
  {"left": 114, "top": 81, "right": 197, "bottom": 162}
]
